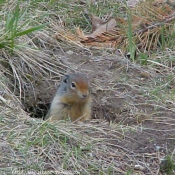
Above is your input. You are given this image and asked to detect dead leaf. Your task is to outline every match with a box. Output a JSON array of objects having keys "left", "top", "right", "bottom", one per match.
[
  {"left": 76, "top": 14, "right": 117, "bottom": 41},
  {"left": 90, "top": 14, "right": 106, "bottom": 32},
  {"left": 56, "top": 1, "right": 175, "bottom": 51},
  {"left": 76, "top": 27, "right": 88, "bottom": 40},
  {"left": 87, "top": 14, "right": 117, "bottom": 38}
]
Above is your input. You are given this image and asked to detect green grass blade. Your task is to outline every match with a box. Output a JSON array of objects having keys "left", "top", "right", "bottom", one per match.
[
  {"left": 16, "top": 23, "right": 48, "bottom": 36},
  {"left": 5, "top": 13, "right": 15, "bottom": 32},
  {"left": 0, "top": 43, "right": 7, "bottom": 49},
  {"left": 127, "top": 9, "right": 135, "bottom": 62}
]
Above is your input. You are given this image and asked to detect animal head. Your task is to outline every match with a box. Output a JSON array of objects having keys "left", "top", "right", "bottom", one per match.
[{"left": 62, "top": 73, "right": 90, "bottom": 100}]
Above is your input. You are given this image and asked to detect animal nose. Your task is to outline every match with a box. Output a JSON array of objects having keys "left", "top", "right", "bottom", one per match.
[{"left": 82, "top": 94, "right": 87, "bottom": 98}]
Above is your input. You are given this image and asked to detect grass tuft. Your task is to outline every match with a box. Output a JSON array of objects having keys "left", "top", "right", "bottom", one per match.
[
  {"left": 0, "top": 0, "right": 67, "bottom": 100},
  {"left": 1, "top": 1, "right": 175, "bottom": 175}
]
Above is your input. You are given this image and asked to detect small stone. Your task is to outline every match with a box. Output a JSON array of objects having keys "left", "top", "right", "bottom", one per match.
[
  {"left": 140, "top": 72, "right": 150, "bottom": 78},
  {"left": 134, "top": 164, "right": 145, "bottom": 171},
  {"left": 156, "top": 145, "right": 161, "bottom": 151},
  {"left": 66, "top": 50, "right": 74, "bottom": 55}
]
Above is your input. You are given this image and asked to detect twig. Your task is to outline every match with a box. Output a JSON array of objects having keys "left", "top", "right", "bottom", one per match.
[{"left": 137, "top": 13, "right": 175, "bottom": 34}]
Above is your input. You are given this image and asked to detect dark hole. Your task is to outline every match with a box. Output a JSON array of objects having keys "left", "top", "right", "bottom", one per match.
[{"left": 25, "top": 102, "right": 50, "bottom": 120}]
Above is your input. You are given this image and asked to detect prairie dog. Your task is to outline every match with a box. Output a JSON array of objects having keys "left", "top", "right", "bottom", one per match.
[{"left": 45, "top": 73, "right": 92, "bottom": 122}]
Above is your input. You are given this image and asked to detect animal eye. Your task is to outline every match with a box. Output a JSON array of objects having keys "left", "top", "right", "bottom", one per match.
[{"left": 71, "top": 82, "right": 76, "bottom": 88}]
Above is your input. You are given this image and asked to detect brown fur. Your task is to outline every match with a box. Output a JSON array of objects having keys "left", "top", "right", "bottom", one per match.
[{"left": 45, "top": 73, "right": 92, "bottom": 122}]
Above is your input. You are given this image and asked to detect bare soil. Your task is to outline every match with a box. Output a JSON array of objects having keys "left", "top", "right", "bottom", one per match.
[{"left": 20, "top": 48, "right": 175, "bottom": 174}]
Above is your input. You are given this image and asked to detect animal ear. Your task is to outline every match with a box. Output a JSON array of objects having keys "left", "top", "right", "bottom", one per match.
[{"left": 62, "top": 75, "right": 69, "bottom": 83}]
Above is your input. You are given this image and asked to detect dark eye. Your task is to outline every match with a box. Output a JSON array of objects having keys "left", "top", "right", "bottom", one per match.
[{"left": 71, "top": 82, "right": 76, "bottom": 88}]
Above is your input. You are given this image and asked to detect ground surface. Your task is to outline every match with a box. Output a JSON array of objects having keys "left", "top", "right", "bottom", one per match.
[
  {"left": 24, "top": 49, "right": 175, "bottom": 174},
  {"left": 1, "top": 0, "right": 175, "bottom": 174}
]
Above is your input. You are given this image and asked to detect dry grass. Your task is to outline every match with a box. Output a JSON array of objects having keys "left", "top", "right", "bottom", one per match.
[
  {"left": 1, "top": 0, "right": 175, "bottom": 175},
  {"left": 0, "top": 90, "right": 169, "bottom": 175},
  {"left": 55, "top": 0, "right": 175, "bottom": 54}
]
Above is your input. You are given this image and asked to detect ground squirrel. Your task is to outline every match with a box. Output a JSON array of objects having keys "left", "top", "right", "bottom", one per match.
[{"left": 45, "top": 73, "right": 92, "bottom": 122}]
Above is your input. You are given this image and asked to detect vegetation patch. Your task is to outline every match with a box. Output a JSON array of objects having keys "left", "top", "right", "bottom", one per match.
[{"left": 0, "top": 0, "right": 175, "bottom": 174}]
